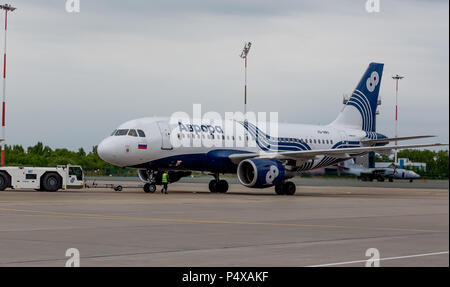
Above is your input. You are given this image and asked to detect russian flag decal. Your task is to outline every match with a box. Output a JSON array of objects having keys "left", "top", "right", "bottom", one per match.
[{"left": 138, "top": 144, "right": 147, "bottom": 150}]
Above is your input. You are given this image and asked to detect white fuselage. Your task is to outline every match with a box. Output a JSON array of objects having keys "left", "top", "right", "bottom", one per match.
[{"left": 98, "top": 117, "right": 381, "bottom": 173}]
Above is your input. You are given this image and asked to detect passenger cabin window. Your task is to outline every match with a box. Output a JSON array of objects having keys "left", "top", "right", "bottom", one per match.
[
  {"left": 137, "top": 130, "right": 146, "bottom": 137},
  {"left": 115, "top": 129, "right": 129, "bottom": 136},
  {"left": 128, "top": 129, "right": 138, "bottom": 137}
]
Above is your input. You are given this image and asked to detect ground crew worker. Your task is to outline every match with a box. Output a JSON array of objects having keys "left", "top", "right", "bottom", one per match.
[{"left": 161, "top": 171, "right": 169, "bottom": 194}]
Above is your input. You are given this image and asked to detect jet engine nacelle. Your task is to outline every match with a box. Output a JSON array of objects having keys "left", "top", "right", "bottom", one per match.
[
  {"left": 237, "top": 159, "right": 285, "bottom": 188},
  {"left": 138, "top": 170, "right": 191, "bottom": 184}
]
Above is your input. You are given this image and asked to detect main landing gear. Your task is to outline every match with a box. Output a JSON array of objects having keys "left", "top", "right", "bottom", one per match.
[
  {"left": 209, "top": 173, "right": 229, "bottom": 193},
  {"left": 275, "top": 181, "right": 296, "bottom": 195}
]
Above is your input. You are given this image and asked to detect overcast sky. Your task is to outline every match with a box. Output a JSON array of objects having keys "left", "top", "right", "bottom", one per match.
[{"left": 4, "top": 0, "right": 449, "bottom": 151}]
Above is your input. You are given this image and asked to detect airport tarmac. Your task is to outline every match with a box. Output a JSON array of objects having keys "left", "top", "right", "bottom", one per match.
[{"left": 0, "top": 179, "right": 448, "bottom": 267}]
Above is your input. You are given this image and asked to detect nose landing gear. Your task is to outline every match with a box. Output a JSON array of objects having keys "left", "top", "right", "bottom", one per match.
[
  {"left": 143, "top": 170, "right": 157, "bottom": 193},
  {"left": 144, "top": 183, "right": 157, "bottom": 193}
]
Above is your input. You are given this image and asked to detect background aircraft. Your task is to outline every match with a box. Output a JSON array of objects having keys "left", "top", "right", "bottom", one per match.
[{"left": 341, "top": 159, "right": 421, "bottom": 182}]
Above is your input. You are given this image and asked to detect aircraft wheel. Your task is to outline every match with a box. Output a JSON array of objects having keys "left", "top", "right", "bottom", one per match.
[
  {"left": 209, "top": 180, "right": 217, "bottom": 193},
  {"left": 409, "top": 179, "right": 413, "bottom": 183},
  {"left": 144, "top": 183, "right": 156, "bottom": 193},
  {"left": 275, "top": 183, "right": 285, "bottom": 195},
  {"left": 216, "top": 180, "right": 228, "bottom": 193},
  {"left": 377, "top": 176, "right": 385, "bottom": 182},
  {"left": 283, "top": 181, "right": 296, "bottom": 195}
]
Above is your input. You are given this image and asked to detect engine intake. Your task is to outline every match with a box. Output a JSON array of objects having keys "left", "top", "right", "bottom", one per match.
[{"left": 237, "top": 159, "right": 285, "bottom": 188}]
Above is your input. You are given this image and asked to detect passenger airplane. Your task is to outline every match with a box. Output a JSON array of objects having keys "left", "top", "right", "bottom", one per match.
[
  {"left": 341, "top": 159, "right": 421, "bottom": 182},
  {"left": 98, "top": 62, "right": 446, "bottom": 195}
]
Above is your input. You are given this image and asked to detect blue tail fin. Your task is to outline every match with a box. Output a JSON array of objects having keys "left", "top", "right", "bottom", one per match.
[{"left": 332, "top": 62, "right": 384, "bottom": 131}]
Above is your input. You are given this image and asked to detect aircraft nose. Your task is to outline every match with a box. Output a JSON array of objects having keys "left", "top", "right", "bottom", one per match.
[
  {"left": 411, "top": 171, "right": 421, "bottom": 178},
  {"left": 98, "top": 137, "right": 116, "bottom": 163}
]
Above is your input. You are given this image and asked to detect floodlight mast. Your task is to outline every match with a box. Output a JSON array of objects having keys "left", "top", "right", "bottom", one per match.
[
  {"left": 240, "top": 42, "right": 251, "bottom": 115},
  {"left": 0, "top": 3, "right": 16, "bottom": 166},
  {"left": 392, "top": 74, "right": 404, "bottom": 166}
]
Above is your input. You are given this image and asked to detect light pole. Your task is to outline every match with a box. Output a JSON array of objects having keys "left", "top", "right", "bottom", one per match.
[
  {"left": 240, "top": 42, "right": 251, "bottom": 115},
  {"left": 0, "top": 4, "right": 15, "bottom": 166},
  {"left": 392, "top": 74, "right": 404, "bottom": 166}
]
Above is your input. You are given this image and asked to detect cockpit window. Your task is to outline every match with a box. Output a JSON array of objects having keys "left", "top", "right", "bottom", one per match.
[
  {"left": 128, "top": 129, "right": 138, "bottom": 137},
  {"left": 69, "top": 166, "right": 83, "bottom": 181},
  {"left": 110, "top": 130, "right": 116, "bottom": 136},
  {"left": 115, "top": 129, "right": 129, "bottom": 136},
  {"left": 137, "top": 130, "right": 146, "bottom": 137}
]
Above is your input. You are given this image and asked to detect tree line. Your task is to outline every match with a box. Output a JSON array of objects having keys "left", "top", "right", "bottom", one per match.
[
  {"left": 4, "top": 142, "right": 136, "bottom": 177},
  {"left": 3, "top": 142, "right": 449, "bottom": 178}
]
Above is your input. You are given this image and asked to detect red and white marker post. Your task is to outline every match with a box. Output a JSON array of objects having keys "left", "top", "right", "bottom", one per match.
[{"left": 0, "top": 4, "right": 16, "bottom": 166}]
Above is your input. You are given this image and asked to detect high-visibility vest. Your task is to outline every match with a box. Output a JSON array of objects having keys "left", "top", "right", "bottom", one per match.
[{"left": 162, "top": 173, "right": 168, "bottom": 183}]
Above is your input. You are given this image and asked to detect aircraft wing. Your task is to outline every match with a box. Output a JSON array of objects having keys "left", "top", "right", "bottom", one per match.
[
  {"left": 229, "top": 143, "right": 447, "bottom": 163},
  {"left": 361, "top": 135, "right": 435, "bottom": 145}
]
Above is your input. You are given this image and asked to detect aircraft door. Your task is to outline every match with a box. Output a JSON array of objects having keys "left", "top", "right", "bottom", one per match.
[
  {"left": 339, "top": 130, "right": 348, "bottom": 145},
  {"left": 157, "top": 121, "right": 173, "bottom": 150}
]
